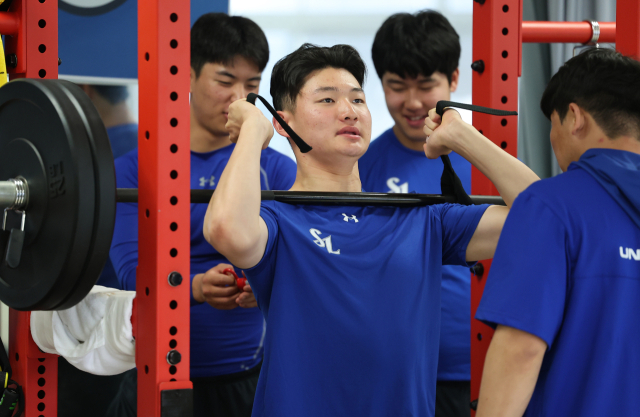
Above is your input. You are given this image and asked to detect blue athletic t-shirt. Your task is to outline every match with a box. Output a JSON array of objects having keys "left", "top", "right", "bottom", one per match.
[
  {"left": 359, "top": 127, "right": 473, "bottom": 381},
  {"left": 476, "top": 149, "right": 640, "bottom": 416},
  {"left": 96, "top": 123, "right": 139, "bottom": 289},
  {"left": 110, "top": 145, "right": 296, "bottom": 377},
  {"left": 246, "top": 200, "right": 488, "bottom": 417}
]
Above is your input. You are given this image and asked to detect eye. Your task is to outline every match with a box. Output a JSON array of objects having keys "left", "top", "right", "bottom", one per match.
[
  {"left": 247, "top": 84, "right": 258, "bottom": 90},
  {"left": 390, "top": 88, "right": 405, "bottom": 93},
  {"left": 353, "top": 98, "right": 365, "bottom": 104},
  {"left": 216, "top": 80, "right": 232, "bottom": 86},
  {"left": 419, "top": 86, "right": 434, "bottom": 92},
  {"left": 320, "top": 98, "right": 334, "bottom": 103}
]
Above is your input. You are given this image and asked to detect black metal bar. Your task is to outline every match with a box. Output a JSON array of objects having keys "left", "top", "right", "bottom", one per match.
[{"left": 116, "top": 188, "right": 505, "bottom": 206}]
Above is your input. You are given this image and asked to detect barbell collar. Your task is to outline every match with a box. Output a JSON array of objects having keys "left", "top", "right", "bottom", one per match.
[
  {"left": 116, "top": 189, "right": 505, "bottom": 207},
  {"left": 0, "top": 178, "right": 28, "bottom": 211}
]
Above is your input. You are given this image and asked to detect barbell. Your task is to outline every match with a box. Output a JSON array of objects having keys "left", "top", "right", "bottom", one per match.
[{"left": 0, "top": 79, "right": 506, "bottom": 312}]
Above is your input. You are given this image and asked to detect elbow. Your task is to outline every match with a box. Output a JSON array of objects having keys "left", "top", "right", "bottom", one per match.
[{"left": 205, "top": 215, "right": 255, "bottom": 260}]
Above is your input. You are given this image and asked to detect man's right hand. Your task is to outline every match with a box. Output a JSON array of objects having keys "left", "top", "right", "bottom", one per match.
[
  {"left": 193, "top": 263, "right": 242, "bottom": 310},
  {"left": 225, "top": 99, "right": 274, "bottom": 149}
]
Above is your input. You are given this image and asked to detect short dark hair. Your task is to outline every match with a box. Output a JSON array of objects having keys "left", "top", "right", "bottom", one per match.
[
  {"left": 93, "top": 85, "right": 129, "bottom": 104},
  {"left": 191, "top": 13, "right": 269, "bottom": 77},
  {"left": 270, "top": 43, "right": 367, "bottom": 112},
  {"left": 541, "top": 48, "right": 640, "bottom": 139},
  {"left": 371, "top": 10, "right": 460, "bottom": 83}
]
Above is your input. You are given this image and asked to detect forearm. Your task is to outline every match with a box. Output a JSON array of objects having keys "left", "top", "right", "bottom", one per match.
[
  {"left": 450, "top": 122, "right": 539, "bottom": 207},
  {"left": 476, "top": 325, "right": 546, "bottom": 417},
  {"left": 204, "top": 123, "right": 266, "bottom": 262}
]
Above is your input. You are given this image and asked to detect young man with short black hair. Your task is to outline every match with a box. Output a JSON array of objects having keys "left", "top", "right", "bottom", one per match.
[
  {"left": 108, "top": 13, "right": 296, "bottom": 417},
  {"left": 359, "top": 11, "right": 471, "bottom": 416},
  {"left": 204, "top": 43, "right": 539, "bottom": 417},
  {"left": 475, "top": 48, "right": 640, "bottom": 417}
]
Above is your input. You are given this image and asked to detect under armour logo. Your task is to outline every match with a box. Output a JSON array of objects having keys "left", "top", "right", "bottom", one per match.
[
  {"left": 309, "top": 228, "right": 341, "bottom": 255},
  {"left": 342, "top": 214, "right": 358, "bottom": 222},
  {"left": 199, "top": 176, "right": 215, "bottom": 187},
  {"left": 387, "top": 177, "right": 408, "bottom": 193}
]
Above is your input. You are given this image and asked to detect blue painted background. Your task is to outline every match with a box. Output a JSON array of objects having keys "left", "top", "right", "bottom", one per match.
[{"left": 59, "top": 0, "right": 229, "bottom": 80}]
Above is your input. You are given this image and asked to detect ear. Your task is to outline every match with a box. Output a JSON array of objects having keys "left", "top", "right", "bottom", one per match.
[
  {"left": 190, "top": 67, "right": 197, "bottom": 94},
  {"left": 273, "top": 111, "right": 291, "bottom": 138},
  {"left": 568, "top": 103, "right": 586, "bottom": 136},
  {"left": 449, "top": 69, "right": 459, "bottom": 93}
]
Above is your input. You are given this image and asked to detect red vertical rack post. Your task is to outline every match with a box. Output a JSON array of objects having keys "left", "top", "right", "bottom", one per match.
[
  {"left": 470, "top": 0, "right": 521, "bottom": 412},
  {"left": 616, "top": 0, "right": 640, "bottom": 59},
  {"left": 137, "top": 0, "right": 192, "bottom": 415},
  {"left": 6, "top": 0, "right": 60, "bottom": 416}
]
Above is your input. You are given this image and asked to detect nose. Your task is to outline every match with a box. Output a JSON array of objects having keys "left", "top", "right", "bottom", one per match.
[
  {"left": 339, "top": 98, "right": 358, "bottom": 122},
  {"left": 230, "top": 84, "right": 247, "bottom": 102},
  {"left": 405, "top": 89, "right": 422, "bottom": 112}
]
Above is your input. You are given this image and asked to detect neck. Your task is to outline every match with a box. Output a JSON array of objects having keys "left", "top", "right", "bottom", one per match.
[
  {"left": 587, "top": 135, "right": 640, "bottom": 156},
  {"left": 392, "top": 125, "right": 425, "bottom": 152},
  {"left": 290, "top": 158, "right": 362, "bottom": 192},
  {"left": 189, "top": 109, "right": 233, "bottom": 153}
]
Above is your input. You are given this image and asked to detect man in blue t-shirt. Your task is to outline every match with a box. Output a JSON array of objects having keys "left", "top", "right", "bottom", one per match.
[
  {"left": 204, "top": 43, "right": 539, "bottom": 417},
  {"left": 475, "top": 49, "right": 640, "bottom": 417},
  {"left": 107, "top": 14, "right": 296, "bottom": 417},
  {"left": 359, "top": 12, "right": 472, "bottom": 416}
]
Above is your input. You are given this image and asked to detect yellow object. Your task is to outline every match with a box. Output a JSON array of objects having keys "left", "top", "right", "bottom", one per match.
[
  {"left": 0, "top": 35, "right": 7, "bottom": 88},
  {"left": 3, "top": 372, "right": 7, "bottom": 388}
]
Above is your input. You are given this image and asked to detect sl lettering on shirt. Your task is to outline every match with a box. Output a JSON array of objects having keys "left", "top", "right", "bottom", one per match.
[
  {"left": 386, "top": 177, "right": 408, "bottom": 193},
  {"left": 309, "top": 228, "right": 341, "bottom": 255}
]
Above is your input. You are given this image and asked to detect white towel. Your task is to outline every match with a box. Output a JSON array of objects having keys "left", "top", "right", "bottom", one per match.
[{"left": 31, "top": 285, "right": 136, "bottom": 376}]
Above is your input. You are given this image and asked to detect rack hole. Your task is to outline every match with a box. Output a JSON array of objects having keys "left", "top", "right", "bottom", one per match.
[
  {"left": 145, "top": 131, "right": 150, "bottom": 140},
  {"left": 38, "top": 358, "right": 45, "bottom": 362},
  {"left": 38, "top": 69, "right": 46, "bottom": 78},
  {"left": 170, "top": 13, "right": 178, "bottom": 22},
  {"left": 170, "top": 196, "right": 178, "bottom": 205},
  {"left": 170, "top": 222, "right": 178, "bottom": 231},
  {"left": 169, "top": 339, "right": 177, "bottom": 348},
  {"left": 39, "top": 0, "right": 45, "bottom": 3},
  {"left": 170, "top": 144, "right": 178, "bottom": 153},
  {"left": 38, "top": 378, "right": 45, "bottom": 387},
  {"left": 502, "top": 4, "right": 509, "bottom": 12},
  {"left": 38, "top": 19, "right": 46, "bottom": 28},
  {"left": 145, "top": 52, "right": 149, "bottom": 61},
  {"left": 501, "top": 118, "right": 508, "bottom": 126},
  {"left": 170, "top": 66, "right": 178, "bottom": 75},
  {"left": 38, "top": 403, "right": 45, "bottom": 412},
  {"left": 478, "top": 130, "right": 483, "bottom": 135},
  {"left": 15, "top": 353, "right": 18, "bottom": 361},
  {"left": 170, "top": 118, "right": 178, "bottom": 127},
  {"left": 501, "top": 141, "right": 508, "bottom": 149},
  {"left": 145, "top": 365, "right": 149, "bottom": 374},
  {"left": 501, "top": 96, "right": 508, "bottom": 104},
  {"left": 502, "top": 50, "right": 509, "bottom": 58},
  {"left": 170, "top": 300, "right": 178, "bottom": 309},
  {"left": 502, "top": 27, "right": 509, "bottom": 35},
  {"left": 145, "top": 287, "right": 149, "bottom": 296},
  {"left": 502, "top": 73, "right": 508, "bottom": 81},
  {"left": 38, "top": 365, "right": 46, "bottom": 374},
  {"left": 477, "top": 333, "right": 483, "bottom": 341},
  {"left": 170, "top": 378, "right": 176, "bottom": 382},
  {"left": 170, "top": 170, "right": 178, "bottom": 179},
  {"left": 170, "top": 248, "right": 178, "bottom": 257},
  {"left": 170, "top": 39, "right": 178, "bottom": 49},
  {"left": 170, "top": 92, "right": 178, "bottom": 101},
  {"left": 170, "top": 326, "right": 178, "bottom": 335},
  {"left": 38, "top": 44, "right": 46, "bottom": 53},
  {"left": 169, "top": 366, "right": 177, "bottom": 375},
  {"left": 38, "top": 390, "right": 45, "bottom": 399}
]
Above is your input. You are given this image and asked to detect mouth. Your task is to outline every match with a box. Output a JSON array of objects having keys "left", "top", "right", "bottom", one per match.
[
  {"left": 223, "top": 112, "right": 229, "bottom": 120},
  {"left": 337, "top": 126, "right": 361, "bottom": 138},
  {"left": 404, "top": 115, "right": 426, "bottom": 128}
]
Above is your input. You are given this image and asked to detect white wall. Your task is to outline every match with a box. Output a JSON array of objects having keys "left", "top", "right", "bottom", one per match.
[{"left": 230, "top": 0, "right": 474, "bottom": 160}]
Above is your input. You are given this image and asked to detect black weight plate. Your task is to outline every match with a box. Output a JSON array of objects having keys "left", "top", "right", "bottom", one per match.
[
  {"left": 0, "top": 79, "right": 96, "bottom": 310},
  {"left": 48, "top": 80, "right": 116, "bottom": 310}
]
